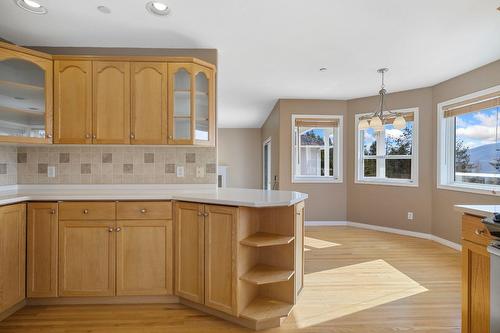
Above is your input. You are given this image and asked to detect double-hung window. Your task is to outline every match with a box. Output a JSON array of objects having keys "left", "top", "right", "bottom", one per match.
[
  {"left": 292, "top": 115, "right": 343, "bottom": 183},
  {"left": 355, "top": 108, "right": 419, "bottom": 186},
  {"left": 438, "top": 86, "right": 500, "bottom": 195}
]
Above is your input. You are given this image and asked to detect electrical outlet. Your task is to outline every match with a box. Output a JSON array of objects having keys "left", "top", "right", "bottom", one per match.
[
  {"left": 407, "top": 212, "right": 414, "bottom": 220},
  {"left": 196, "top": 166, "right": 205, "bottom": 178},
  {"left": 47, "top": 166, "right": 56, "bottom": 178},
  {"left": 176, "top": 166, "right": 184, "bottom": 177}
]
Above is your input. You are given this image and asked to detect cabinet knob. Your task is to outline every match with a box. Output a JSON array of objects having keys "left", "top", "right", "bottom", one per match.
[
  {"left": 204, "top": 212, "right": 209, "bottom": 217},
  {"left": 46, "top": 133, "right": 53, "bottom": 139},
  {"left": 85, "top": 134, "right": 91, "bottom": 139},
  {"left": 197, "top": 212, "right": 203, "bottom": 216},
  {"left": 296, "top": 212, "right": 301, "bottom": 216},
  {"left": 130, "top": 133, "right": 135, "bottom": 139},
  {"left": 50, "top": 209, "right": 56, "bottom": 215},
  {"left": 108, "top": 227, "right": 114, "bottom": 232},
  {"left": 83, "top": 209, "right": 89, "bottom": 214},
  {"left": 474, "top": 229, "right": 486, "bottom": 236},
  {"left": 92, "top": 134, "right": 96, "bottom": 139},
  {"left": 115, "top": 227, "right": 122, "bottom": 232},
  {"left": 169, "top": 135, "right": 173, "bottom": 139},
  {"left": 140, "top": 208, "right": 147, "bottom": 214}
]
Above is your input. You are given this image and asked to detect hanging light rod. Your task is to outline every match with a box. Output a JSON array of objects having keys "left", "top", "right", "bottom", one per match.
[{"left": 358, "top": 68, "right": 406, "bottom": 131}]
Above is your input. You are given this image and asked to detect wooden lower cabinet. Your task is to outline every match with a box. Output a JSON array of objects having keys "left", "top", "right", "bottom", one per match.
[
  {"left": 58, "top": 220, "right": 116, "bottom": 296},
  {"left": 174, "top": 202, "right": 205, "bottom": 303},
  {"left": 0, "top": 204, "right": 26, "bottom": 312},
  {"left": 116, "top": 219, "right": 173, "bottom": 296},
  {"left": 27, "top": 203, "right": 58, "bottom": 298},
  {"left": 461, "top": 214, "right": 492, "bottom": 333}
]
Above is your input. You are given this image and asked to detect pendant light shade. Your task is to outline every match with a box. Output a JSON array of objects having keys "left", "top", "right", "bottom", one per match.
[
  {"left": 370, "top": 116, "right": 383, "bottom": 132},
  {"left": 392, "top": 115, "right": 406, "bottom": 130},
  {"left": 358, "top": 119, "right": 370, "bottom": 130}
]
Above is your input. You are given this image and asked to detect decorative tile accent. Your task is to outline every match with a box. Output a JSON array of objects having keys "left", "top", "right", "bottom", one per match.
[
  {"left": 186, "top": 153, "right": 196, "bottom": 163},
  {"left": 165, "top": 164, "right": 176, "bottom": 173},
  {"left": 0, "top": 163, "right": 7, "bottom": 174},
  {"left": 38, "top": 163, "right": 48, "bottom": 174},
  {"left": 144, "top": 153, "right": 154, "bottom": 164},
  {"left": 59, "top": 153, "right": 70, "bottom": 163},
  {"left": 206, "top": 163, "right": 216, "bottom": 173},
  {"left": 123, "top": 164, "right": 134, "bottom": 174},
  {"left": 81, "top": 163, "right": 91, "bottom": 174},
  {"left": 17, "top": 152, "right": 27, "bottom": 164},
  {"left": 102, "top": 153, "right": 112, "bottom": 163}
]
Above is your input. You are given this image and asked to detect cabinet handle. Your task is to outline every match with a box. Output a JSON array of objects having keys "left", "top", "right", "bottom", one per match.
[
  {"left": 85, "top": 133, "right": 91, "bottom": 139},
  {"left": 50, "top": 209, "right": 56, "bottom": 215},
  {"left": 474, "top": 229, "right": 486, "bottom": 236},
  {"left": 130, "top": 133, "right": 135, "bottom": 139},
  {"left": 140, "top": 208, "right": 147, "bottom": 214},
  {"left": 108, "top": 227, "right": 114, "bottom": 232},
  {"left": 115, "top": 227, "right": 121, "bottom": 232},
  {"left": 83, "top": 209, "right": 89, "bottom": 214}
]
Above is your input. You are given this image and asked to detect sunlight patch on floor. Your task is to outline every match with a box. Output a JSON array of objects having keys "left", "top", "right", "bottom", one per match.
[
  {"left": 304, "top": 236, "right": 341, "bottom": 249},
  {"left": 287, "top": 259, "right": 428, "bottom": 328}
]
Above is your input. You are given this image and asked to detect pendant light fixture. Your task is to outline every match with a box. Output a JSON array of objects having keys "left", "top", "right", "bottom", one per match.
[{"left": 358, "top": 68, "right": 406, "bottom": 131}]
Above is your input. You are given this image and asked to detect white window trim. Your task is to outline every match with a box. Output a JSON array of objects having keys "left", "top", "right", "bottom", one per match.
[
  {"left": 354, "top": 107, "right": 419, "bottom": 187},
  {"left": 437, "top": 84, "right": 500, "bottom": 196},
  {"left": 263, "top": 137, "right": 272, "bottom": 190},
  {"left": 291, "top": 114, "right": 343, "bottom": 184}
]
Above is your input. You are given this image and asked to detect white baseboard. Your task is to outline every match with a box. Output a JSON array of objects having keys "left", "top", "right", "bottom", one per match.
[{"left": 305, "top": 220, "right": 462, "bottom": 252}]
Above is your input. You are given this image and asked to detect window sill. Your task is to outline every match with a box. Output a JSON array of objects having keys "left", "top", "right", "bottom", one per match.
[
  {"left": 355, "top": 178, "right": 418, "bottom": 188},
  {"left": 437, "top": 183, "right": 500, "bottom": 196},
  {"left": 292, "top": 177, "right": 343, "bottom": 184}
]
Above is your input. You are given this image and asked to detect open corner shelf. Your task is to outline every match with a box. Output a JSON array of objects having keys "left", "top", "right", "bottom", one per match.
[
  {"left": 240, "top": 296, "right": 293, "bottom": 321},
  {"left": 240, "top": 232, "right": 294, "bottom": 247},
  {"left": 240, "top": 264, "right": 294, "bottom": 285}
]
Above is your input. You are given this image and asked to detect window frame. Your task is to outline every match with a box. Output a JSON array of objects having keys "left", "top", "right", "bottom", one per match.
[
  {"left": 354, "top": 107, "right": 419, "bottom": 187},
  {"left": 291, "top": 114, "right": 343, "bottom": 184},
  {"left": 437, "top": 85, "right": 500, "bottom": 196}
]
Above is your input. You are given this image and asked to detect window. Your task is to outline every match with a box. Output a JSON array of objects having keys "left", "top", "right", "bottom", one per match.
[
  {"left": 355, "top": 108, "right": 419, "bottom": 186},
  {"left": 263, "top": 138, "right": 272, "bottom": 190},
  {"left": 438, "top": 86, "right": 500, "bottom": 195},
  {"left": 292, "top": 115, "right": 343, "bottom": 183}
]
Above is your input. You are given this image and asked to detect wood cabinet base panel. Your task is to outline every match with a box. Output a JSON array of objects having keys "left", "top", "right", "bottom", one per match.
[
  {"left": 27, "top": 295, "right": 179, "bottom": 306},
  {"left": 0, "top": 300, "right": 26, "bottom": 322}
]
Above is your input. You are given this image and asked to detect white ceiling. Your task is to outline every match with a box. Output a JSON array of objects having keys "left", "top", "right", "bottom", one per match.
[{"left": 1, "top": 0, "right": 499, "bottom": 128}]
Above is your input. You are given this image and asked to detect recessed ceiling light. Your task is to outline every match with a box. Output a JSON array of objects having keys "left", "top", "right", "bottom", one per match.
[
  {"left": 97, "top": 5, "right": 111, "bottom": 14},
  {"left": 146, "top": 1, "right": 170, "bottom": 16},
  {"left": 13, "top": 96, "right": 25, "bottom": 100},
  {"left": 28, "top": 107, "right": 39, "bottom": 111},
  {"left": 319, "top": 67, "right": 328, "bottom": 72},
  {"left": 15, "top": 0, "right": 47, "bottom": 14}
]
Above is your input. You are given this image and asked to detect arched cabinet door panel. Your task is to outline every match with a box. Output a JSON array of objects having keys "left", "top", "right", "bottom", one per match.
[
  {"left": 92, "top": 61, "right": 130, "bottom": 144},
  {"left": 168, "top": 63, "right": 194, "bottom": 145},
  {"left": 0, "top": 46, "right": 53, "bottom": 144},
  {"left": 54, "top": 61, "right": 92, "bottom": 144},
  {"left": 193, "top": 65, "right": 215, "bottom": 146}
]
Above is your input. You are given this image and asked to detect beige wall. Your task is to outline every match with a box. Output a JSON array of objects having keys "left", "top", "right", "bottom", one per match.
[
  {"left": 431, "top": 60, "right": 500, "bottom": 243},
  {"left": 278, "top": 99, "right": 348, "bottom": 221},
  {"left": 218, "top": 128, "right": 262, "bottom": 189},
  {"left": 347, "top": 88, "right": 434, "bottom": 234},
  {"left": 261, "top": 102, "right": 280, "bottom": 189}
]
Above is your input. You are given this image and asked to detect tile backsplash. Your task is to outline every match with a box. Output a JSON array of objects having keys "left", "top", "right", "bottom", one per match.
[
  {"left": 0, "top": 146, "right": 17, "bottom": 186},
  {"left": 10, "top": 146, "right": 217, "bottom": 185}
]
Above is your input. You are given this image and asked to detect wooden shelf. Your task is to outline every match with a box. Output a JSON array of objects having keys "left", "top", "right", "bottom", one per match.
[
  {"left": 240, "top": 297, "right": 293, "bottom": 321},
  {"left": 240, "top": 232, "right": 294, "bottom": 247},
  {"left": 240, "top": 264, "right": 294, "bottom": 285}
]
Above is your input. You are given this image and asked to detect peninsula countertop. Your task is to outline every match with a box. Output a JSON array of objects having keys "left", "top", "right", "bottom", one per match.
[
  {"left": 454, "top": 204, "right": 500, "bottom": 217},
  {"left": 0, "top": 185, "right": 308, "bottom": 208}
]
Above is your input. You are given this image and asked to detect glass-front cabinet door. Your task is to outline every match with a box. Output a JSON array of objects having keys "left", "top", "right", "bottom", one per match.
[
  {"left": 168, "top": 63, "right": 215, "bottom": 145},
  {"left": 0, "top": 46, "right": 53, "bottom": 143}
]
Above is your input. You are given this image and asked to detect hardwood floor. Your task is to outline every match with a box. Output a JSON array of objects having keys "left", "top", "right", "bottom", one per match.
[{"left": 0, "top": 226, "right": 461, "bottom": 333}]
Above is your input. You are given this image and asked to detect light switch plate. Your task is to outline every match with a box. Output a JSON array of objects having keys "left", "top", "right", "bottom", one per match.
[
  {"left": 176, "top": 166, "right": 184, "bottom": 177},
  {"left": 48, "top": 166, "right": 56, "bottom": 178},
  {"left": 196, "top": 166, "right": 205, "bottom": 178}
]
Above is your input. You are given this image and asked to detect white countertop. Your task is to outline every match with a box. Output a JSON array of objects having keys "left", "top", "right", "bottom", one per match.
[
  {"left": 0, "top": 185, "right": 308, "bottom": 208},
  {"left": 454, "top": 204, "right": 500, "bottom": 217}
]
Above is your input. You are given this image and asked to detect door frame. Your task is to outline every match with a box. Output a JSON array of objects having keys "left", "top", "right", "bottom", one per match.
[{"left": 263, "top": 137, "right": 272, "bottom": 190}]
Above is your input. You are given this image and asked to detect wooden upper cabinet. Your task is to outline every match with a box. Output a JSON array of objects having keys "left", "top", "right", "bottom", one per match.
[
  {"left": 93, "top": 61, "right": 130, "bottom": 144},
  {"left": 204, "top": 205, "right": 237, "bottom": 315},
  {"left": 27, "top": 203, "right": 58, "bottom": 298},
  {"left": 54, "top": 60, "right": 92, "bottom": 144},
  {"left": 130, "top": 62, "right": 168, "bottom": 144},
  {"left": 0, "top": 44, "right": 53, "bottom": 144},
  {"left": 0, "top": 204, "right": 26, "bottom": 312},
  {"left": 174, "top": 201, "right": 205, "bottom": 303},
  {"left": 168, "top": 63, "right": 216, "bottom": 146}
]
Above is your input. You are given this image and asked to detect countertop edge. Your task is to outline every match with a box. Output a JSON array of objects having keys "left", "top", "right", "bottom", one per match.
[{"left": 454, "top": 204, "right": 498, "bottom": 218}]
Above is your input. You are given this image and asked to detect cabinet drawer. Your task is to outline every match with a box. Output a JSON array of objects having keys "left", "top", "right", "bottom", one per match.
[
  {"left": 462, "top": 214, "right": 492, "bottom": 246},
  {"left": 59, "top": 202, "right": 116, "bottom": 220},
  {"left": 117, "top": 201, "right": 172, "bottom": 220}
]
